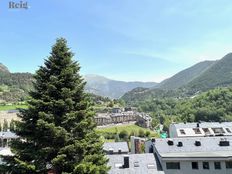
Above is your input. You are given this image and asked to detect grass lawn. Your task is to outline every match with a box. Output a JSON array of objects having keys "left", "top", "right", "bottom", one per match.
[
  {"left": 0, "top": 104, "right": 28, "bottom": 111},
  {"left": 97, "top": 124, "right": 158, "bottom": 137}
]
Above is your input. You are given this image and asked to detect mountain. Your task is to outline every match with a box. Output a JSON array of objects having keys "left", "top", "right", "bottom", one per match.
[
  {"left": 84, "top": 74, "right": 157, "bottom": 99},
  {"left": 0, "top": 63, "right": 34, "bottom": 102},
  {"left": 0, "top": 63, "right": 10, "bottom": 73},
  {"left": 186, "top": 53, "right": 232, "bottom": 92},
  {"left": 0, "top": 63, "right": 157, "bottom": 101},
  {"left": 121, "top": 53, "right": 232, "bottom": 104},
  {"left": 156, "top": 60, "right": 215, "bottom": 89}
]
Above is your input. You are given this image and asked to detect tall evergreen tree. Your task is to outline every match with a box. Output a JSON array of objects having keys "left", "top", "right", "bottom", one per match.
[{"left": 2, "top": 38, "right": 109, "bottom": 174}]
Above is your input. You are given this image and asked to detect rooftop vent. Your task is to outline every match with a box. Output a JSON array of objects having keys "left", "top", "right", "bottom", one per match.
[
  {"left": 177, "top": 141, "right": 183, "bottom": 147},
  {"left": 118, "top": 148, "right": 122, "bottom": 154},
  {"left": 219, "top": 139, "right": 230, "bottom": 146},
  {"left": 195, "top": 141, "right": 201, "bottom": 146},
  {"left": 134, "top": 161, "right": 139, "bottom": 167},
  {"left": 167, "top": 139, "right": 174, "bottom": 146},
  {"left": 123, "top": 155, "right": 129, "bottom": 168},
  {"left": 109, "top": 148, "right": 114, "bottom": 154}
]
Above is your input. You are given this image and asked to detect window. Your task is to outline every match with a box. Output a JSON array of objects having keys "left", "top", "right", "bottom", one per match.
[
  {"left": 193, "top": 128, "right": 201, "bottom": 134},
  {"left": 212, "top": 127, "right": 225, "bottom": 134},
  {"left": 203, "top": 162, "right": 209, "bottom": 169},
  {"left": 226, "top": 128, "right": 231, "bottom": 133},
  {"left": 166, "top": 162, "right": 180, "bottom": 169},
  {"left": 214, "top": 162, "right": 221, "bottom": 169},
  {"left": 179, "top": 129, "right": 186, "bottom": 135},
  {"left": 192, "top": 162, "right": 198, "bottom": 169},
  {"left": 202, "top": 128, "right": 210, "bottom": 134},
  {"left": 226, "top": 161, "right": 232, "bottom": 169}
]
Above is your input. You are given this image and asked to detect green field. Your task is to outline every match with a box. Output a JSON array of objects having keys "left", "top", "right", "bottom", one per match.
[
  {"left": 97, "top": 124, "right": 158, "bottom": 137},
  {"left": 0, "top": 104, "right": 28, "bottom": 111}
]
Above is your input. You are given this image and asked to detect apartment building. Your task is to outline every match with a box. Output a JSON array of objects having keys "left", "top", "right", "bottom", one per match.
[{"left": 147, "top": 136, "right": 232, "bottom": 174}]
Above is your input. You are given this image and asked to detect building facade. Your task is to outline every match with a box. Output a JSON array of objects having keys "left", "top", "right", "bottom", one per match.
[{"left": 95, "top": 108, "right": 152, "bottom": 128}]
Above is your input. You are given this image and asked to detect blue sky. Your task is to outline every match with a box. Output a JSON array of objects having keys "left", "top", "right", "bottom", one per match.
[{"left": 1, "top": 0, "right": 232, "bottom": 82}]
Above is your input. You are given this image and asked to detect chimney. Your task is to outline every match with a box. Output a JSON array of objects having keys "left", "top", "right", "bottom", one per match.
[
  {"left": 123, "top": 155, "right": 129, "bottom": 168},
  {"left": 177, "top": 141, "right": 183, "bottom": 147},
  {"left": 195, "top": 141, "right": 201, "bottom": 146},
  {"left": 167, "top": 139, "right": 174, "bottom": 146},
  {"left": 118, "top": 148, "right": 122, "bottom": 154},
  {"left": 109, "top": 148, "right": 114, "bottom": 154}
]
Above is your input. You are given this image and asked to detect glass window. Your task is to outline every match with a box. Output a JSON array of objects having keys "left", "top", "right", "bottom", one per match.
[
  {"left": 179, "top": 129, "right": 186, "bottom": 135},
  {"left": 214, "top": 162, "right": 221, "bottom": 169},
  {"left": 192, "top": 162, "right": 198, "bottom": 169},
  {"left": 226, "top": 161, "right": 232, "bottom": 169},
  {"left": 226, "top": 128, "right": 231, "bottom": 133},
  {"left": 166, "top": 162, "right": 180, "bottom": 169},
  {"left": 193, "top": 128, "right": 201, "bottom": 134},
  {"left": 212, "top": 127, "right": 225, "bottom": 134},
  {"left": 203, "top": 162, "right": 209, "bottom": 169},
  {"left": 202, "top": 128, "right": 210, "bottom": 134}
]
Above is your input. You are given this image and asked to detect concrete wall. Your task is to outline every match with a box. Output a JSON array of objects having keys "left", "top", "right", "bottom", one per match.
[{"left": 161, "top": 160, "right": 232, "bottom": 174}]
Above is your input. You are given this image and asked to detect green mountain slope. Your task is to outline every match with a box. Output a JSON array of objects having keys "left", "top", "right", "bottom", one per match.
[
  {"left": 157, "top": 60, "right": 215, "bottom": 89},
  {"left": 0, "top": 67, "right": 34, "bottom": 102},
  {"left": 186, "top": 53, "right": 232, "bottom": 92},
  {"left": 122, "top": 53, "right": 232, "bottom": 104}
]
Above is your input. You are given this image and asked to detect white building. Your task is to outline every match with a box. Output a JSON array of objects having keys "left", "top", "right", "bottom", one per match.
[
  {"left": 150, "top": 136, "right": 232, "bottom": 174},
  {"left": 169, "top": 122, "right": 232, "bottom": 138}
]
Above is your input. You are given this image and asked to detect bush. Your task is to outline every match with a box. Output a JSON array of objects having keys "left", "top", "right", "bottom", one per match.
[
  {"left": 119, "top": 130, "right": 129, "bottom": 140},
  {"left": 138, "top": 129, "right": 145, "bottom": 137}
]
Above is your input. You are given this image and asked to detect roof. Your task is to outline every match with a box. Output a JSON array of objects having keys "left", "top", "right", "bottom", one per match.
[
  {"left": 95, "top": 113, "right": 111, "bottom": 119},
  {"left": 103, "top": 142, "right": 129, "bottom": 153},
  {"left": 0, "top": 148, "right": 14, "bottom": 156},
  {"left": 0, "top": 131, "right": 18, "bottom": 139},
  {"left": 171, "top": 122, "right": 232, "bottom": 137},
  {"left": 154, "top": 136, "right": 232, "bottom": 159},
  {"left": 107, "top": 153, "right": 164, "bottom": 174},
  {"left": 171, "top": 122, "right": 232, "bottom": 129}
]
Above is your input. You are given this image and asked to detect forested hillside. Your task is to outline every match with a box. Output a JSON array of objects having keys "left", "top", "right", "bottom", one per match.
[
  {"left": 186, "top": 53, "right": 232, "bottom": 92},
  {"left": 130, "top": 87, "right": 232, "bottom": 130},
  {"left": 0, "top": 68, "right": 34, "bottom": 102}
]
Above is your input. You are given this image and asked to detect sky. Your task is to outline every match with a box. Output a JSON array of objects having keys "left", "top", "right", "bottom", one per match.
[{"left": 1, "top": 0, "right": 232, "bottom": 82}]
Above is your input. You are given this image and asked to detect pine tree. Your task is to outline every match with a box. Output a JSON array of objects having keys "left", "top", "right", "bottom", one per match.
[{"left": 2, "top": 38, "right": 109, "bottom": 174}]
